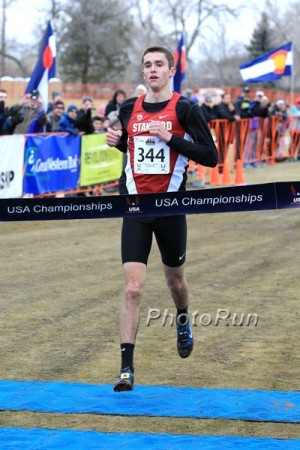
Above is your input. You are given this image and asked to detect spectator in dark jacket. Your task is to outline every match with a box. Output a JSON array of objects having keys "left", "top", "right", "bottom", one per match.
[
  {"left": 46, "top": 100, "right": 65, "bottom": 132},
  {"left": 235, "top": 86, "right": 251, "bottom": 116},
  {"left": 0, "top": 89, "right": 24, "bottom": 134},
  {"left": 214, "top": 93, "right": 239, "bottom": 121},
  {"left": 47, "top": 90, "right": 63, "bottom": 113},
  {"left": 75, "top": 96, "right": 95, "bottom": 134},
  {"left": 235, "top": 86, "right": 253, "bottom": 119},
  {"left": 213, "top": 93, "right": 238, "bottom": 168},
  {"left": 250, "top": 91, "right": 269, "bottom": 118},
  {"left": 200, "top": 95, "right": 218, "bottom": 123},
  {"left": 58, "top": 104, "right": 79, "bottom": 135},
  {"left": 105, "top": 89, "right": 126, "bottom": 116}
]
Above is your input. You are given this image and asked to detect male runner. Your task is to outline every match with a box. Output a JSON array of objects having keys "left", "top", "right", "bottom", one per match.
[{"left": 106, "top": 46, "right": 218, "bottom": 391}]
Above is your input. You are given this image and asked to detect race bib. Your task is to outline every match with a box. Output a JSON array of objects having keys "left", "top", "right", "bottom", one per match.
[{"left": 133, "top": 136, "right": 170, "bottom": 174}]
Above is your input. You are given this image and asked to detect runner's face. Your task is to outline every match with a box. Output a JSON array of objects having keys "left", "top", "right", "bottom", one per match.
[{"left": 142, "top": 52, "right": 174, "bottom": 90}]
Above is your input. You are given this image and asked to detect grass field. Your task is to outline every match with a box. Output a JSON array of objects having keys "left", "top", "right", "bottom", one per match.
[{"left": 0, "top": 160, "right": 299, "bottom": 440}]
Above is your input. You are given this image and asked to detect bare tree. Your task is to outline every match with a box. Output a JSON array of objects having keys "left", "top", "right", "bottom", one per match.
[
  {"left": 0, "top": 0, "right": 17, "bottom": 76},
  {"left": 131, "top": 0, "right": 238, "bottom": 57}
]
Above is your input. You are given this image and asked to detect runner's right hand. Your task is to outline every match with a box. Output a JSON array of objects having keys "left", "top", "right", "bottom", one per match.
[{"left": 106, "top": 127, "right": 122, "bottom": 147}]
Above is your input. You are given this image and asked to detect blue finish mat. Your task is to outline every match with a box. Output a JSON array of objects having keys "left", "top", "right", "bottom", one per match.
[
  {"left": 0, "top": 380, "right": 299, "bottom": 423},
  {"left": 0, "top": 429, "right": 299, "bottom": 450}
]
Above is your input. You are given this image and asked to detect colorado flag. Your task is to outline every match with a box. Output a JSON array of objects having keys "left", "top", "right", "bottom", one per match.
[
  {"left": 240, "top": 42, "right": 292, "bottom": 83},
  {"left": 173, "top": 33, "right": 186, "bottom": 93},
  {"left": 25, "top": 21, "right": 56, "bottom": 111}
]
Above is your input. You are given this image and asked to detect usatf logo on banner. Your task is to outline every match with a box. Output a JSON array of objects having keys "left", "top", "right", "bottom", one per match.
[
  {"left": 125, "top": 196, "right": 143, "bottom": 214},
  {"left": 290, "top": 184, "right": 300, "bottom": 205}
]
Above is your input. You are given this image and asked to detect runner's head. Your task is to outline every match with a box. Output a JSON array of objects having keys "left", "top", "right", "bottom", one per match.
[{"left": 142, "top": 47, "right": 174, "bottom": 69}]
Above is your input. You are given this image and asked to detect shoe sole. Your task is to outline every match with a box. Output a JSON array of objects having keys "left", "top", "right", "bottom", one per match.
[{"left": 113, "top": 380, "right": 133, "bottom": 392}]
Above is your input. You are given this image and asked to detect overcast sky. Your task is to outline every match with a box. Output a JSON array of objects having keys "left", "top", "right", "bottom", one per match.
[
  {"left": 5, "top": 0, "right": 290, "bottom": 48},
  {"left": 5, "top": 0, "right": 267, "bottom": 44}
]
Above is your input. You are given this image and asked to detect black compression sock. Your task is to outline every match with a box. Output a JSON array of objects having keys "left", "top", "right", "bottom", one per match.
[
  {"left": 177, "top": 308, "right": 188, "bottom": 325},
  {"left": 120, "top": 343, "right": 135, "bottom": 372}
]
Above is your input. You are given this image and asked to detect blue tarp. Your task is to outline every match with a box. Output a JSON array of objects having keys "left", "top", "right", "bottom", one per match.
[
  {"left": 0, "top": 428, "right": 299, "bottom": 450},
  {"left": 0, "top": 380, "right": 299, "bottom": 423}
]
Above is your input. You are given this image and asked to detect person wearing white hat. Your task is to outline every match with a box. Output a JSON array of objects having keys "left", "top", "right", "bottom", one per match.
[
  {"left": 134, "top": 84, "right": 148, "bottom": 97},
  {"left": 255, "top": 90, "right": 265, "bottom": 98}
]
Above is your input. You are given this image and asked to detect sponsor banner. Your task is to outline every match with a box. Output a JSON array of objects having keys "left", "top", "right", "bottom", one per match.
[
  {"left": 80, "top": 134, "right": 122, "bottom": 187},
  {"left": 0, "top": 135, "right": 25, "bottom": 199},
  {"left": 23, "top": 134, "right": 80, "bottom": 195},
  {"left": 0, "top": 182, "right": 299, "bottom": 222}
]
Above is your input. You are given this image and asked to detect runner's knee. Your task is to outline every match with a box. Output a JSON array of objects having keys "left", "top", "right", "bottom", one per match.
[
  {"left": 165, "top": 273, "right": 186, "bottom": 296},
  {"left": 125, "top": 280, "right": 144, "bottom": 301}
]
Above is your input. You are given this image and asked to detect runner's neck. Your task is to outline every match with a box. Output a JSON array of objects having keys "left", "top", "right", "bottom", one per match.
[{"left": 145, "top": 89, "right": 173, "bottom": 104}]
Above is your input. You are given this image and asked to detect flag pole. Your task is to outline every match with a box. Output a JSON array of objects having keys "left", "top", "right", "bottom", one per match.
[
  {"left": 183, "top": 28, "right": 187, "bottom": 91},
  {"left": 290, "top": 42, "right": 294, "bottom": 110}
]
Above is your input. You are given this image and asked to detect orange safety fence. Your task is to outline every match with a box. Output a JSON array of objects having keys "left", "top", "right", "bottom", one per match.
[{"left": 188, "top": 115, "right": 299, "bottom": 187}]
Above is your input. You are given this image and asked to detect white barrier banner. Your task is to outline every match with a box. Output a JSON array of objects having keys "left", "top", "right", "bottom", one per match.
[{"left": 0, "top": 135, "right": 25, "bottom": 198}]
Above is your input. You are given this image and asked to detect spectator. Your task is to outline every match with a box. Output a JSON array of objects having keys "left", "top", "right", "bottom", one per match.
[
  {"left": 92, "top": 115, "right": 109, "bottom": 133},
  {"left": 105, "top": 89, "right": 126, "bottom": 116},
  {"left": 235, "top": 86, "right": 251, "bottom": 116},
  {"left": 290, "top": 98, "right": 300, "bottom": 116},
  {"left": 250, "top": 90, "right": 269, "bottom": 118},
  {"left": 97, "top": 103, "right": 106, "bottom": 118},
  {"left": 13, "top": 90, "right": 47, "bottom": 134},
  {"left": 47, "top": 100, "right": 65, "bottom": 132},
  {"left": 200, "top": 95, "right": 217, "bottom": 123},
  {"left": 134, "top": 84, "right": 147, "bottom": 97},
  {"left": 244, "top": 91, "right": 270, "bottom": 167},
  {"left": 75, "top": 96, "right": 95, "bottom": 134},
  {"left": 0, "top": 89, "right": 25, "bottom": 136},
  {"left": 0, "top": 89, "right": 12, "bottom": 134},
  {"left": 236, "top": 93, "right": 253, "bottom": 119},
  {"left": 261, "top": 95, "right": 272, "bottom": 114},
  {"left": 269, "top": 99, "right": 289, "bottom": 159},
  {"left": 47, "top": 90, "right": 63, "bottom": 113},
  {"left": 234, "top": 88, "right": 254, "bottom": 164},
  {"left": 213, "top": 93, "right": 237, "bottom": 169},
  {"left": 290, "top": 98, "right": 300, "bottom": 159},
  {"left": 105, "top": 89, "right": 126, "bottom": 129},
  {"left": 184, "top": 88, "right": 199, "bottom": 103},
  {"left": 214, "top": 93, "right": 239, "bottom": 121},
  {"left": 58, "top": 104, "right": 79, "bottom": 135},
  {"left": 0, "top": 88, "right": 8, "bottom": 102}
]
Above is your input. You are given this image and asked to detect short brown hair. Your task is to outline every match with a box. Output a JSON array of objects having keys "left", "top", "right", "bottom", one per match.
[{"left": 142, "top": 46, "right": 174, "bottom": 69}]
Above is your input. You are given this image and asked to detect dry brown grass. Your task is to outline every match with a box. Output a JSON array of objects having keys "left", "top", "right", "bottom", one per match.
[{"left": 0, "top": 160, "right": 299, "bottom": 439}]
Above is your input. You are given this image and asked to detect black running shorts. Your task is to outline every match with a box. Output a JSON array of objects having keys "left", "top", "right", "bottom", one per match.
[{"left": 121, "top": 215, "right": 187, "bottom": 267}]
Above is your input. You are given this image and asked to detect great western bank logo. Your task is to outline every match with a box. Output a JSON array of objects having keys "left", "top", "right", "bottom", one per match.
[
  {"left": 125, "top": 196, "right": 143, "bottom": 214},
  {"left": 25, "top": 146, "right": 79, "bottom": 176},
  {"left": 290, "top": 184, "right": 300, "bottom": 206},
  {"left": 25, "top": 147, "right": 38, "bottom": 176}
]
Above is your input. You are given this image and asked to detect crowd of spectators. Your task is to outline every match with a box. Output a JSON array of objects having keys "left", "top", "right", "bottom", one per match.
[
  {"left": 0, "top": 86, "right": 129, "bottom": 136},
  {"left": 195, "top": 86, "right": 292, "bottom": 126},
  {"left": 0, "top": 85, "right": 299, "bottom": 141}
]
